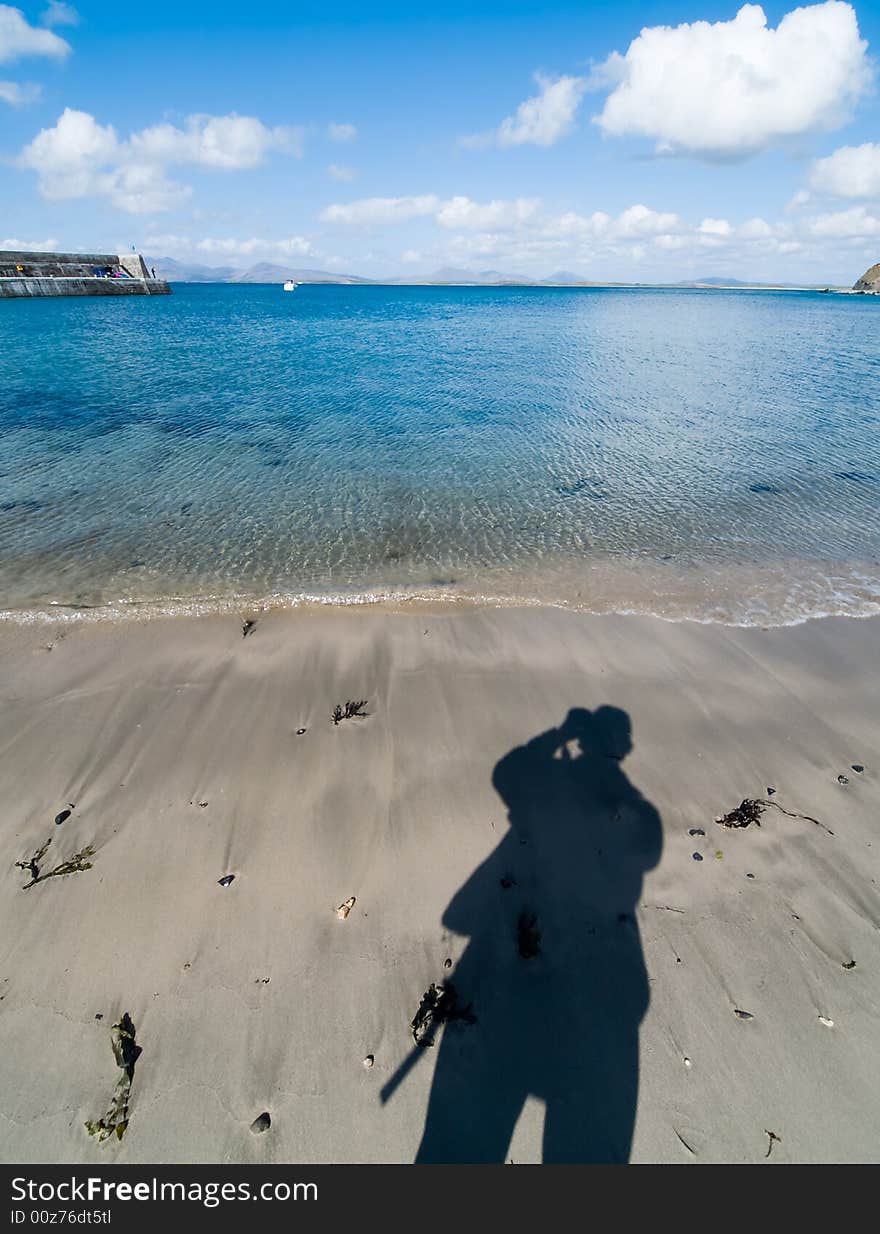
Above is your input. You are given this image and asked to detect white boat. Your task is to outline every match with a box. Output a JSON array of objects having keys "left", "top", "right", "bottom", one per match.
[{"left": 283, "top": 280, "right": 296, "bottom": 292}]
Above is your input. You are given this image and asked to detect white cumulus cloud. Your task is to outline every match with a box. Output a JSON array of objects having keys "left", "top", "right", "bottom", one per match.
[
  {"left": 0, "top": 234, "right": 58, "bottom": 249},
  {"left": 806, "top": 206, "right": 880, "bottom": 237},
  {"left": 319, "top": 195, "right": 440, "bottom": 225},
  {"left": 435, "top": 196, "right": 538, "bottom": 229},
  {"left": 320, "top": 194, "right": 541, "bottom": 232},
  {"left": 0, "top": 78, "right": 39, "bottom": 103},
  {"left": 18, "top": 108, "right": 301, "bottom": 213},
  {"left": 129, "top": 114, "right": 301, "bottom": 169},
  {"left": 463, "top": 73, "right": 586, "bottom": 149},
  {"left": 41, "top": 1, "right": 79, "bottom": 26},
  {"left": 0, "top": 3, "right": 70, "bottom": 61},
  {"left": 592, "top": 2, "right": 871, "bottom": 158},
  {"left": 810, "top": 143, "right": 880, "bottom": 199},
  {"left": 328, "top": 122, "right": 357, "bottom": 142}
]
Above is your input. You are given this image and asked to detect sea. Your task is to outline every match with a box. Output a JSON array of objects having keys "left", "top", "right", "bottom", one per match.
[{"left": 1, "top": 283, "right": 878, "bottom": 626}]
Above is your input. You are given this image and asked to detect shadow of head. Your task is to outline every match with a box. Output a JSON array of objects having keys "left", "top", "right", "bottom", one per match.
[{"left": 561, "top": 704, "right": 632, "bottom": 762}]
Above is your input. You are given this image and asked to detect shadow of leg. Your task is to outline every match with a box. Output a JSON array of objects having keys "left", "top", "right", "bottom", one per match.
[
  {"left": 541, "top": 1028, "right": 639, "bottom": 1164},
  {"left": 415, "top": 1029, "right": 526, "bottom": 1163}
]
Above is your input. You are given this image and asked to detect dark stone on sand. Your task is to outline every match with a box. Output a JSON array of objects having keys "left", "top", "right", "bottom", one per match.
[
  {"left": 517, "top": 912, "right": 541, "bottom": 959},
  {"left": 444, "top": 957, "right": 452, "bottom": 969},
  {"left": 838, "top": 774, "right": 849, "bottom": 785},
  {"left": 767, "top": 786, "right": 776, "bottom": 795},
  {"left": 852, "top": 764, "right": 864, "bottom": 774},
  {"left": 692, "top": 852, "right": 703, "bottom": 861},
  {"left": 746, "top": 873, "right": 755, "bottom": 879},
  {"left": 250, "top": 1112, "right": 271, "bottom": 1134},
  {"left": 734, "top": 1008, "right": 754, "bottom": 1020},
  {"left": 218, "top": 874, "right": 235, "bottom": 887},
  {"left": 842, "top": 960, "right": 856, "bottom": 970},
  {"left": 242, "top": 619, "right": 256, "bottom": 638},
  {"left": 688, "top": 828, "right": 705, "bottom": 836},
  {"left": 296, "top": 728, "right": 307, "bottom": 735},
  {"left": 54, "top": 808, "right": 72, "bottom": 826}
]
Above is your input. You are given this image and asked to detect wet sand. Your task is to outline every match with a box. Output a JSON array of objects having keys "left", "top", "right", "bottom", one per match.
[{"left": 0, "top": 607, "right": 877, "bottom": 1163}]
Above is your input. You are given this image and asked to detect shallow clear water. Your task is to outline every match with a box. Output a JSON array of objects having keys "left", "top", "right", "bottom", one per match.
[{"left": 1, "top": 283, "right": 878, "bottom": 624}]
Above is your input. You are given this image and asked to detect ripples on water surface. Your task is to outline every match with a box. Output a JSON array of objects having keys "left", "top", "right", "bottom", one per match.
[{"left": 1, "top": 283, "right": 878, "bottom": 624}]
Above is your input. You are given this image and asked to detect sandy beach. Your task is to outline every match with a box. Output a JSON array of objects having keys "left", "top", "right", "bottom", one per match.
[{"left": 0, "top": 605, "right": 877, "bottom": 1164}]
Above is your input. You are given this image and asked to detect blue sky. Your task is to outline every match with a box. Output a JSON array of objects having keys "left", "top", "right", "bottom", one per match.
[{"left": 2, "top": 0, "right": 880, "bottom": 280}]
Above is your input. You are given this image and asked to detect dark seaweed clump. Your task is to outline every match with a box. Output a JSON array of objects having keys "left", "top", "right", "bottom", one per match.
[
  {"left": 85, "top": 1013, "right": 141, "bottom": 1143},
  {"left": 16, "top": 838, "right": 95, "bottom": 889},
  {"left": 411, "top": 982, "right": 475, "bottom": 1048}
]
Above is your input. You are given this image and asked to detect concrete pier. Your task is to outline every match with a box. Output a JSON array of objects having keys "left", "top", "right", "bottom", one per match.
[{"left": 0, "top": 250, "right": 171, "bottom": 298}]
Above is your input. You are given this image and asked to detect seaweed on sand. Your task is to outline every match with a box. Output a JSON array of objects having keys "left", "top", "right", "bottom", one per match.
[
  {"left": 331, "top": 699, "right": 368, "bottom": 725},
  {"left": 85, "top": 1013, "right": 141, "bottom": 1143},
  {"left": 411, "top": 982, "right": 475, "bottom": 1048},
  {"left": 16, "top": 838, "right": 96, "bottom": 889},
  {"left": 715, "top": 797, "right": 832, "bottom": 836}
]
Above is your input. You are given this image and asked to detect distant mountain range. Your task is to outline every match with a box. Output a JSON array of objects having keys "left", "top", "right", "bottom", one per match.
[
  {"left": 146, "top": 257, "right": 837, "bottom": 290},
  {"left": 146, "top": 256, "right": 371, "bottom": 284}
]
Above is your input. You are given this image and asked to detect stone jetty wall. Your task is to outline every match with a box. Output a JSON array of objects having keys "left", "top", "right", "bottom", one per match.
[{"left": 0, "top": 250, "right": 171, "bottom": 297}]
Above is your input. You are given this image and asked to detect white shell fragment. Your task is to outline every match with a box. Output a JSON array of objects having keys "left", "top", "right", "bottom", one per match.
[
  {"left": 818, "top": 1015, "right": 834, "bottom": 1027},
  {"left": 363, "top": 1054, "right": 374, "bottom": 1068},
  {"left": 336, "top": 896, "right": 356, "bottom": 920}
]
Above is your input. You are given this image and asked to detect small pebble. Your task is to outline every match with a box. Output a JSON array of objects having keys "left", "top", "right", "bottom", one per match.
[
  {"left": 250, "top": 1112, "right": 271, "bottom": 1134},
  {"left": 296, "top": 728, "right": 307, "bottom": 735},
  {"left": 363, "top": 1055, "right": 374, "bottom": 1069},
  {"left": 444, "top": 957, "right": 452, "bottom": 969},
  {"left": 838, "top": 774, "right": 849, "bottom": 785},
  {"left": 242, "top": 619, "right": 256, "bottom": 638},
  {"left": 842, "top": 960, "right": 856, "bottom": 970},
  {"left": 766, "top": 786, "right": 776, "bottom": 796},
  {"left": 852, "top": 764, "right": 864, "bottom": 774},
  {"left": 692, "top": 852, "right": 703, "bottom": 862},
  {"left": 683, "top": 1057, "right": 692, "bottom": 1068},
  {"left": 818, "top": 1015, "right": 834, "bottom": 1027},
  {"left": 54, "top": 808, "right": 72, "bottom": 826},
  {"left": 218, "top": 874, "right": 235, "bottom": 887},
  {"left": 688, "top": 828, "right": 705, "bottom": 837},
  {"left": 95, "top": 1013, "right": 103, "bottom": 1021},
  {"left": 734, "top": 1008, "right": 754, "bottom": 1020},
  {"left": 746, "top": 872, "right": 755, "bottom": 879},
  {"left": 336, "top": 896, "right": 356, "bottom": 920}
]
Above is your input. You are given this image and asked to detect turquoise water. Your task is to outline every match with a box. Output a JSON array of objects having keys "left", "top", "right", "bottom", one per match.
[{"left": 1, "top": 283, "right": 878, "bottom": 624}]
